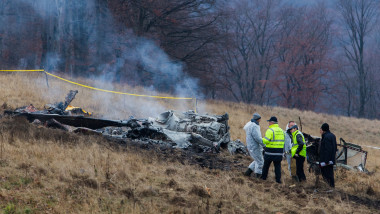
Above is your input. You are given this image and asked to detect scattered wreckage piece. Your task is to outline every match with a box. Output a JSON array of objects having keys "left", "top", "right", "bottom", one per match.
[
  {"left": 149, "top": 110, "right": 231, "bottom": 147},
  {"left": 45, "top": 90, "right": 78, "bottom": 114},
  {"left": 336, "top": 138, "right": 368, "bottom": 173},
  {"left": 13, "top": 90, "right": 92, "bottom": 116},
  {"left": 65, "top": 105, "right": 92, "bottom": 116},
  {"left": 15, "top": 104, "right": 39, "bottom": 113},
  {"left": 151, "top": 110, "right": 229, "bottom": 140},
  {"left": 4, "top": 111, "right": 139, "bottom": 130},
  {"left": 304, "top": 133, "right": 369, "bottom": 173},
  {"left": 227, "top": 139, "right": 249, "bottom": 155},
  {"left": 304, "top": 133, "right": 322, "bottom": 187},
  {"left": 148, "top": 110, "right": 247, "bottom": 154}
]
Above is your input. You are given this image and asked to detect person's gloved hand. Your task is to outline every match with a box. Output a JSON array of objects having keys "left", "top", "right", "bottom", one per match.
[
  {"left": 294, "top": 154, "right": 299, "bottom": 157},
  {"left": 320, "top": 162, "right": 326, "bottom": 167},
  {"left": 328, "top": 161, "right": 333, "bottom": 165}
]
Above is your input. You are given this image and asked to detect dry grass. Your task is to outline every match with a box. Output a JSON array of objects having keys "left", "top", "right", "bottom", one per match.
[{"left": 0, "top": 72, "right": 379, "bottom": 213}]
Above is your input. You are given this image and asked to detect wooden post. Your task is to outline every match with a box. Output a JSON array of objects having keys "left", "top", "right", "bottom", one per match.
[{"left": 194, "top": 98, "right": 198, "bottom": 113}]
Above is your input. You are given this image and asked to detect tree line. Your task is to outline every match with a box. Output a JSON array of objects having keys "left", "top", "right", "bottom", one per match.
[{"left": 0, "top": 0, "right": 379, "bottom": 119}]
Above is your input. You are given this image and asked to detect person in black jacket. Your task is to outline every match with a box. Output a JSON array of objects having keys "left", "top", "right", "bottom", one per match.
[{"left": 319, "top": 123, "right": 337, "bottom": 188}]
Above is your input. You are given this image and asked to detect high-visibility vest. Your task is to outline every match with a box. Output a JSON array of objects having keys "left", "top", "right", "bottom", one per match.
[
  {"left": 291, "top": 130, "right": 306, "bottom": 157},
  {"left": 263, "top": 124, "right": 285, "bottom": 156}
]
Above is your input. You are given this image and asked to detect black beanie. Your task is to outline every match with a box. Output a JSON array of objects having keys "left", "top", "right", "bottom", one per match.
[{"left": 321, "top": 123, "right": 329, "bottom": 132}]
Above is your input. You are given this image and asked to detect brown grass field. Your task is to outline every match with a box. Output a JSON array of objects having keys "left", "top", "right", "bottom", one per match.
[{"left": 0, "top": 72, "right": 379, "bottom": 213}]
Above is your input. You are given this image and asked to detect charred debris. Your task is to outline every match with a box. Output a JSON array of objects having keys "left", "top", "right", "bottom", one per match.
[
  {"left": 3, "top": 90, "right": 369, "bottom": 173},
  {"left": 4, "top": 90, "right": 247, "bottom": 155},
  {"left": 305, "top": 133, "right": 369, "bottom": 173}
]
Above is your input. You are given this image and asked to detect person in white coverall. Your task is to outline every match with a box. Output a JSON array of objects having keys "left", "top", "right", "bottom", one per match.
[{"left": 244, "top": 113, "right": 266, "bottom": 178}]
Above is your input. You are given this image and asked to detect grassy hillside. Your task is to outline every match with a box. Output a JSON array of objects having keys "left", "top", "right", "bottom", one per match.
[{"left": 0, "top": 72, "right": 379, "bottom": 213}]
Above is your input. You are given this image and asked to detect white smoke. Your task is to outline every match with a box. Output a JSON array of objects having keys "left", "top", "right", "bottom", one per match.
[{"left": 12, "top": 0, "right": 202, "bottom": 118}]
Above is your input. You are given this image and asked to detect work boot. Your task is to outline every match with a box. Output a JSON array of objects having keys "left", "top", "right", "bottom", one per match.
[
  {"left": 244, "top": 168, "right": 253, "bottom": 176},
  {"left": 292, "top": 176, "right": 300, "bottom": 182},
  {"left": 255, "top": 173, "right": 262, "bottom": 178}
]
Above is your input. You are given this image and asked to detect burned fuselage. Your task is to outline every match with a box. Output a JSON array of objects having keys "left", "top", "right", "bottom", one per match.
[{"left": 5, "top": 91, "right": 247, "bottom": 155}]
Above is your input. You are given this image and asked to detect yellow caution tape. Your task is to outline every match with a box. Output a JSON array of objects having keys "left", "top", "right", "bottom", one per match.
[
  {"left": 0, "top": 70, "right": 44, "bottom": 72},
  {"left": 1, "top": 69, "right": 197, "bottom": 110},
  {"left": 44, "top": 71, "right": 193, "bottom": 100}
]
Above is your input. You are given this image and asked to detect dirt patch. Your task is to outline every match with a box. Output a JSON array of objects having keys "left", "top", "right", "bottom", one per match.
[
  {"left": 101, "top": 181, "right": 116, "bottom": 191},
  {"left": 0, "top": 160, "right": 9, "bottom": 167},
  {"left": 167, "top": 179, "right": 178, "bottom": 188},
  {"left": 71, "top": 173, "right": 98, "bottom": 189},
  {"left": 165, "top": 168, "right": 177, "bottom": 176},
  {"left": 170, "top": 196, "right": 187, "bottom": 206},
  {"left": 230, "top": 177, "right": 245, "bottom": 185},
  {"left": 176, "top": 187, "right": 186, "bottom": 192},
  {"left": 340, "top": 192, "right": 380, "bottom": 210},
  {"left": 189, "top": 185, "right": 210, "bottom": 198},
  {"left": 121, "top": 188, "right": 135, "bottom": 199},
  {"left": 17, "top": 162, "right": 31, "bottom": 170},
  {"left": 310, "top": 209, "right": 327, "bottom": 214},
  {"left": 366, "top": 186, "right": 376, "bottom": 196},
  {"left": 34, "top": 166, "right": 48, "bottom": 176},
  {"left": 308, "top": 186, "right": 380, "bottom": 210},
  {"left": 121, "top": 138, "right": 249, "bottom": 171},
  {"left": 139, "top": 187, "right": 159, "bottom": 197}
]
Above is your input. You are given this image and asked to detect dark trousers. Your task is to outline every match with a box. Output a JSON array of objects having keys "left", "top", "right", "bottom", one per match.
[
  {"left": 295, "top": 156, "right": 306, "bottom": 181},
  {"left": 321, "top": 165, "right": 335, "bottom": 187},
  {"left": 261, "top": 155, "right": 282, "bottom": 183}
]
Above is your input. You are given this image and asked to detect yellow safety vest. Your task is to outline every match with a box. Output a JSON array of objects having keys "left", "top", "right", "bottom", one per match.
[
  {"left": 291, "top": 130, "right": 306, "bottom": 157},
  {"left": 263, "top": 124, "right": 285, "bottom": 155}
]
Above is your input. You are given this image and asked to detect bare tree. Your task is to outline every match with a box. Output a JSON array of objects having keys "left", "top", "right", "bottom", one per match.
[
  {"left": 273, "top": 4, "right": 332, "bottom": 110},
  {"left": 216, "top": 0, "right": 279, "bottom": 103},
  {"left": 337, "top": 0, "right": 378, "bottom": 117},
  {"left": 109, "top": 0, "right": 220, "bottom": 85}
]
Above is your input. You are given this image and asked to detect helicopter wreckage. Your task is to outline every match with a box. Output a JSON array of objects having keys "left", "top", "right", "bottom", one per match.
[
  {"left": 3, "top": 90, "right": 369, "bottom": 173},
  {"left": 3, "top": 90, "right": 248, "bottom": 155}
]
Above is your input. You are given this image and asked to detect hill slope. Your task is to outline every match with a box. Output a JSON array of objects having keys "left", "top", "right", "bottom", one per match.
[{"left": 0, "top": 72, "right": 379, "bottom": 213}]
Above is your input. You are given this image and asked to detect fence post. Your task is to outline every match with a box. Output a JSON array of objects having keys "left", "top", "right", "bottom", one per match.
[
  {"left": 194, "top": 98, "right": 198, "bottom": 113},
  {"left": 44, "top": 71, "right": 49, "bottom": 88}
]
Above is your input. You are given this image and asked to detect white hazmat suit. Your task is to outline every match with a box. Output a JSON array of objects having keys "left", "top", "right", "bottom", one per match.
[{"left": 244, "top": 121, "right": 265, "bottom": 174}]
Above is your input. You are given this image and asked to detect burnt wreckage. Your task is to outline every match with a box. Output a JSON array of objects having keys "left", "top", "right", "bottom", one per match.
[
  {"left": 305, "top": 133, "right": 369, "bottom": 176},
  {"left": 5, "top": 90, "right": 247, "bottom": 155}
]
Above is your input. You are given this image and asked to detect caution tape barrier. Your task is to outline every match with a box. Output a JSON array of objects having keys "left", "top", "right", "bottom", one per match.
[
  {"left": 0, "top": 69, "right": 197, "bottom": 111},
  {"left": 44, "top": 71, "right": 193, "bottom": 100},
  {"left": 362, "top": 145, "right": 380, "bottom": 150}
]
